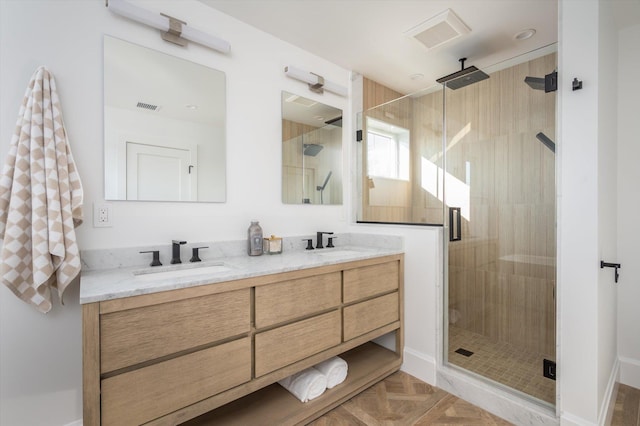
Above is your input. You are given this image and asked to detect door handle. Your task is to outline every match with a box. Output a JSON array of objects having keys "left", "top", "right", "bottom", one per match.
[{"left": 449, "top": 207, "right": 462, "bottom": 242}]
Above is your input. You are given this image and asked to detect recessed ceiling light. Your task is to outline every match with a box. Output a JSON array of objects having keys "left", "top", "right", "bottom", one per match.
[
  {"left": 314, "top": 115, "right": 325, "bottom": 121},
  {"left": 185, "top": 104, "right": 199, "bottom": 110},
  {"left": 410, "top": 73, "right": 424, "bottom": 81},
  {"left": 514, "top": 28, "right": 536, "bottom": 41}
]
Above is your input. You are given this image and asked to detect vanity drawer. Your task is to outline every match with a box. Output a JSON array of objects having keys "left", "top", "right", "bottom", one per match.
[
  {"left": 343, "top": 292, "right": 399, "bottom": 341},
  {"left": 100, "top": 288, "right": 250, "bottom": 373},
  {"left": 255, "top": 271, "right": 341, "bottom": 328},
  {"left": 101, "top": 337, "right": 251, "bottom": 426},
  {"left": 255, "top": 310, "right": 341, "bottom": 377},
  {"left": 343, "top": 261, "right": 399, "bottom": 303}
]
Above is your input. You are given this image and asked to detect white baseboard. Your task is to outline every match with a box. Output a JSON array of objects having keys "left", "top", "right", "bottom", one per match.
[
  {"left": 401, "top": 347, "right": 436, "bottom": 385},
  {"left": 561, "top": 412, "right": 596, "bottom": 426},
  {"left": 599, "top": 358, "right": 620, "bottom": 426},
  {"left": 619, "top": 356, "right": 640, "bottom": 389},
  {"left": 562, "top": 358, "right": 620, "bottom": 426}
]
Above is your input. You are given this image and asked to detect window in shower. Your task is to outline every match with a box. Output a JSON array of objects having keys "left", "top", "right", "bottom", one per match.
[
  {"left": 367, "top": 120, "right": 410, "bottom": 181},
  {"left": 357, "top": 81, "right": 445, "bottom": 226}
]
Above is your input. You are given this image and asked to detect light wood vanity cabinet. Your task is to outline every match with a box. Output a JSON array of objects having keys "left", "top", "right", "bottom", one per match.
[{"left": 83, "top": 254, "right": 403, "bottom": 426}]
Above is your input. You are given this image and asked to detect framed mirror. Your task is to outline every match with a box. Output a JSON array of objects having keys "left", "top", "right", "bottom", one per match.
[
  {"left": 104, "top": 36, "right": 226, "bottom": 202},
  {"left": 281, "top": 91, "right": 342, "bottom": 205}
]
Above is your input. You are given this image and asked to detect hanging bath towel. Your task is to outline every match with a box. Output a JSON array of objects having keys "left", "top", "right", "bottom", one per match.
[{"left": 0, "top": 66, "right": 84, "bottom": 313}]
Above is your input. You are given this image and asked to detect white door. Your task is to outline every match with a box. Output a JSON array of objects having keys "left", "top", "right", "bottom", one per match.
[{"left": 126, "top": 142, "right": 196, "bottom": 201}]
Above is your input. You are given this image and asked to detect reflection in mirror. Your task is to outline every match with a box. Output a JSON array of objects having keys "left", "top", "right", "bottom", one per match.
[
  {"left": 281, "top": 91, "right": 342, "bottom": 205},
  {"left": 104, "top": 36, "right": 226, "bottom": 202}
]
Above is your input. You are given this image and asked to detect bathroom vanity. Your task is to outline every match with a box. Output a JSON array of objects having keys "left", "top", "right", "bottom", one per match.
[{"left": 81, "top": 244, "right": 403, "bottom": 425}]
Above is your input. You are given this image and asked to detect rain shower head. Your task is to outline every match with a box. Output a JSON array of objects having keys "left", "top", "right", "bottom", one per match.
[
  {"left": 303, "top": 143, "right": 323, "bottom": 156},
  {"left": 436, "top": 58, "right": 489, "bottom": 90}
]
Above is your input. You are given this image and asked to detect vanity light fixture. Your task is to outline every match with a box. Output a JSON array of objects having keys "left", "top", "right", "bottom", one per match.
[
  {"left": 106, "top": 0, "right": 231, "bottom": 54},
  {"left": 284, "top": 65, "right": 348, "bottom": 97}
]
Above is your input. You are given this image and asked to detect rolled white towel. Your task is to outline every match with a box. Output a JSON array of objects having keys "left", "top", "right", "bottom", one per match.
[
  {"left": 278, "top": 367, "right": 327, "bottom": 402},
  {"left": 314, "top": 356, "right": 348, "bottom": 389}
]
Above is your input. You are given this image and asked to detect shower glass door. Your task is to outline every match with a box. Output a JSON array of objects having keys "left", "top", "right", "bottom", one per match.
[{"left": 444, "top": 52, "right": 557, "bottom": 406}]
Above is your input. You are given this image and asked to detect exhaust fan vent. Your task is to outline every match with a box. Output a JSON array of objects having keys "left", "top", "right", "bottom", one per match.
[
  {"left": 136, "top": 101, "right": 161, "bottom": 112},
  {"left": 405, "top": 9, "right": 471, "bottom": 50},
  {"left": 284, "top": 94, "right": 317, "bottom": 108}
]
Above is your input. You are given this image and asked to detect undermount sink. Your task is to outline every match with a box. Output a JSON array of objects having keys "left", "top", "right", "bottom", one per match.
[
  {"left": 133, "top": 262, "right": 232, "bottom": 280},
  {"left": 314, "top": 249, "right": 363, "bottom": 257}
]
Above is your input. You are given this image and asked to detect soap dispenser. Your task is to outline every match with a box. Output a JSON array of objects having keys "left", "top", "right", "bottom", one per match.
[{"left": 248, "top": 221, "right": 264, "bottom": 256}]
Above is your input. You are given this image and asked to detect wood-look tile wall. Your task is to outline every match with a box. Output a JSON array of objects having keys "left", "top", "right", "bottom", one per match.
[
  {"left": 360, "top": 53, "right": 557, "bottom": 356},
  {"left": 282, "top": 119, "right": 342, "bottom": 204}
]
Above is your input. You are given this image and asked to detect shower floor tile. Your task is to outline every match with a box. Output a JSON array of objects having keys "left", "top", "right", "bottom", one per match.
[{"left": 448, "top": 326, "right": 556, "bottom": 405}]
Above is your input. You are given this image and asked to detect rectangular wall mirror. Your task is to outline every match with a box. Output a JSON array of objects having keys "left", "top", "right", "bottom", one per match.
[
  {"left": 104, "top": 36, "right": 226, "bottom": 202},
  {"left": 281, "top": 91, "right": 342, "bottom": 205}
]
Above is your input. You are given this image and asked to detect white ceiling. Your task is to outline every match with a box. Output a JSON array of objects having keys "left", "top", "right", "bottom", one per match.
[
  {"left": 199, "top": 0, "right": 560, "bottom": 94},
  {"left": 104, "top": 36, "right": 226, "bottom": 126}
]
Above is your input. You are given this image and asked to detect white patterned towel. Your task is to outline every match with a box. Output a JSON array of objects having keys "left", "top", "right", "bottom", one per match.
[{"left": 0, "top": 66, "right": 83, "bottom": 313}]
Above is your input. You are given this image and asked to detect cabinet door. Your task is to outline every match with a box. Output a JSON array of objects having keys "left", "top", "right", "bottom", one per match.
[
  {"left": 343, "top": 292, "right": 399, "bottom": 341},
  {"left": 255, "top": 311, "right": 341, "bottom": 376},
  {"left": 101, "top": 288, "right": 250, "bottom": 373},
  {"left": 255, "top": 271, "right": 341, "bottom": 328},
  {"left": 101, "top": 337, "right": 251, "bottom": 426},
  {"left": 343, "top": 261, "right": 399, "bottom": 303}
]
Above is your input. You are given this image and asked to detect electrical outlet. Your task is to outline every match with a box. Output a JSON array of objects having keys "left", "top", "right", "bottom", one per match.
[{"left": 93, "top": 203, "right": 113, "bottom": 228}]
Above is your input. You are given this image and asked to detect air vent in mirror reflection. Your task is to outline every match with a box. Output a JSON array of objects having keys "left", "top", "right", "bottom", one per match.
[{"left": 136, "top": 101, "right": 161, "bottom": 112}]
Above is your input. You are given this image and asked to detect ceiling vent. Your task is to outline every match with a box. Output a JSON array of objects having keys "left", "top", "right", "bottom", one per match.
[
  {"left": 405, "top": 9, "right": 471, "bottom": 51},
  {"left": 284, "top": 94, "right": 317, "bottom": 108},
  {"left": 136, "top": 101, "right": 161, "bottom": 112}
]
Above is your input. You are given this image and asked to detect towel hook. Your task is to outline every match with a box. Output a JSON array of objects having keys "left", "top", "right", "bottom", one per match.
[{"left": 600, "top": 261, "right": 621, "bottom": 283}]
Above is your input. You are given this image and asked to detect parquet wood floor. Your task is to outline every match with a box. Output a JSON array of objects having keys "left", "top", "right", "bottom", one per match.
[
  {"left": 312, "top": 371, "right": 640, "bottom": 426},
  {"left": 612, "top": 384, "right": 640, "bottom": 426},
  {"left": 310, "top": 371, "right": 512, "bottom": 425}
]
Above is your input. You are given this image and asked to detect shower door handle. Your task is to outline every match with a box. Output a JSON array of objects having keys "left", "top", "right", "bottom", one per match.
[{"left": 449, "top": 207, "right": 462, "bottom": 242}]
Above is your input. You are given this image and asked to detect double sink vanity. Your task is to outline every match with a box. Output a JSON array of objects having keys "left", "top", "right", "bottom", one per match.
[
  {"left": 95, "top": 33, "right": 400, "bottom": 425},
  {"left": 81, "top": 234, "right": 404, "bottom": 425}
]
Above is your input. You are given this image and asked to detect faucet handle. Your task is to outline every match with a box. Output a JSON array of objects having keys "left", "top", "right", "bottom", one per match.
[
  {"left": 327, "top": 237, "right": 337, "bottom": 248},
  {"left": 190, "top": 246, "right": 208, "bottom": 263},
  {"left": 302, "top": 239, "right": 314, "bottom": 250},
  {"left": 140, "top": 250, "right": 162, "bottom": 267}
]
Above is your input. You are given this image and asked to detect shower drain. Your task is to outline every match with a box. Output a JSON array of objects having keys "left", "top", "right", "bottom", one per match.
[{"left": 454, "top": 348, "right": 474, "bottom": 357}]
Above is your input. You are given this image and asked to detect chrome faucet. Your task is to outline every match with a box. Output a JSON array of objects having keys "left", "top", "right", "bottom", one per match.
[
  {"left": 316, "top": 232, "right": 334, "bottom": 249},
  {"left": 171, "top": 240, "right": 187, "bottom": 264}
]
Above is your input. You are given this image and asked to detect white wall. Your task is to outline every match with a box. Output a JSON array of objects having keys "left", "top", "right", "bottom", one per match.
[
  {"left": 596, "top": 0, "right": 619, "bottom": 417},
  {"left": 0, "top": 1, "right": 351, "bottom": 424},
  {"left": 104, "top": 106, "right": 224, "bottom": 201},
  {"left": 617, "top": 22, "right": 640, "bottom": 389},
  {"left": 558, "top": 0, "right": 619, "bottom": 424}
]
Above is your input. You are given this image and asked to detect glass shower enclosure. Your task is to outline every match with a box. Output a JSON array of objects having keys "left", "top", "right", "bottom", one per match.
[
  {"left": 444, "top": 52, "right": 557, "bottom": 406},
  {"left": 358, "top": 50, "right": 557, "bottom": 406}
]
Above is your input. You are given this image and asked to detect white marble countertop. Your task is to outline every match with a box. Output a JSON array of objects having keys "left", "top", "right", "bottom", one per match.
[{"left": 80, "top": 243, "right": 403, "bottom": 304}]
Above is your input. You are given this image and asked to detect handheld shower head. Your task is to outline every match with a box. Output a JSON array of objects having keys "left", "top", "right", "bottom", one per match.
[{"left": 536, "top": 132, "right": 556, "bottom": 153}]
